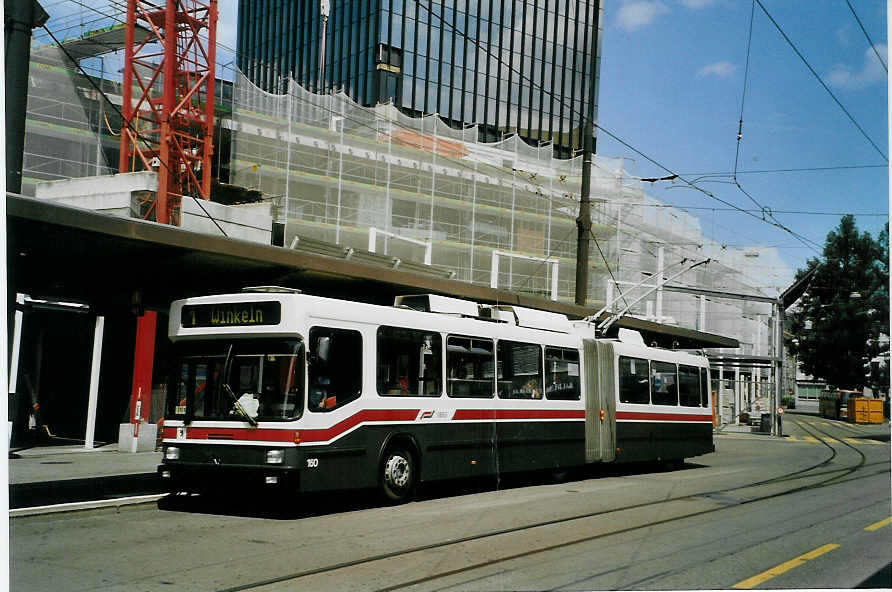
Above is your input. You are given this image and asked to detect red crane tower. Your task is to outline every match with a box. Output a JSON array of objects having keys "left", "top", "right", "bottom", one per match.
[{"left": 118, "top": 0, "right": 217, "bottom": 225}]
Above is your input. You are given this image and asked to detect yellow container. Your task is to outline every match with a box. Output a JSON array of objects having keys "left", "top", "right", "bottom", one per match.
[{"left": 850, "top": 398, "right": 885, "bottom": 424}]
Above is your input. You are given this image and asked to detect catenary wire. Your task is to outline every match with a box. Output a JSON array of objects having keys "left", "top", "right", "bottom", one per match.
[
  {"left": 844, "top": 0, "right": 887, "bottom": 73},
  {"left": 733, "top": 0, "right": 756, "bottom": 181},
  {"left": 754, "top": 0, "right": 887, "bottom": 162}
]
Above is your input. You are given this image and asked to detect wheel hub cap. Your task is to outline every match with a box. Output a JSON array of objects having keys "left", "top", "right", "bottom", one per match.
[{"left": 385, "top": 455, "right": 410, "bottom": 488}]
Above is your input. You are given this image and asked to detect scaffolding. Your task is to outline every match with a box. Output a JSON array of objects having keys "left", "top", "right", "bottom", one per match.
[
  {"left": 20, "top": 55, "right": 794, "bottom": 359},
  {"left": 229, "top": 69, "right": 792, "bottom": 346}
]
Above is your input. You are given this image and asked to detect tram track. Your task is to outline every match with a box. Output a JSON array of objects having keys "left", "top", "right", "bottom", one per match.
[{"left": 217, "top": 428, "right": 884, "bottom": 592}]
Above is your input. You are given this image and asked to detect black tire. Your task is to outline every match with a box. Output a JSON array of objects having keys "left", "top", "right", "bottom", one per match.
[
  {"left": 380, "top": 447, "right": 416, "bottom": 504},
  {"left": 665, "top": 458, "right": 685, "bottom": 470}
]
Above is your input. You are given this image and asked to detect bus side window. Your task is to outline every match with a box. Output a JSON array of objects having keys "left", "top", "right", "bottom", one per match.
[
  {"left": 377, "top": 326, "right": 442, "bottom": 397},
  {"left": 308, "top": 327, "right": 362, "bottom": 412},
  {"left": 651, "top": 361, "right": 678, "bottom": 406},
  {"left": 699, "top": 367, "right": 709, "bottom": 407},
  {"left": 618, "top": 356, "right": 650, "bottom": 404},
  {"left": 678, "top": 365, "right": 700, "bottom": 407},
  {"left": 447, "top": 336, "right": 495, "bottom": 398},
  {"left": 497, "top": 341, "right": 543, "bottom": 399},
  {"left": 544, "top": 347, "right": 580, "bottom": 400}
]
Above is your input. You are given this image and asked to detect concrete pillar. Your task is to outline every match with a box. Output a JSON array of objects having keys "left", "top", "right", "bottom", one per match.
[
  {"left": 718, "top": 366, "right": 724, "bottom": 426},
  {"left": 84, "top": 316, "right": 105, "bottom": 449},
  {"left": 734, "top": 367, "right": 741, "bottom": 422},
  {"left": 656, "top": 246, "right": 664, "bottom": 322}
]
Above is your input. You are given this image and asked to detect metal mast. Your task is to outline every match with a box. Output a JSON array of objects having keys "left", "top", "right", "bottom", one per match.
[{"left": 119, "top": 0, "right": 218, "bottom": 225}]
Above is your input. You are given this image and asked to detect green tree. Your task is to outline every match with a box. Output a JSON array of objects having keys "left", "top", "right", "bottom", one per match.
[{"left": 787, "top": 216, "right": 888, "bottom": 389}]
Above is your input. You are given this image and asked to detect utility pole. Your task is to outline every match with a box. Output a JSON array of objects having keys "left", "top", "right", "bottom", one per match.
[
  {"left": 575, "top": 119, "right": 593, "bottom": 306},
  {"left": 5, "top": 0, "right": 48, "bottom": 194},
  {"left": 575, "top": 2, "right": 601, "bottom": 307}
]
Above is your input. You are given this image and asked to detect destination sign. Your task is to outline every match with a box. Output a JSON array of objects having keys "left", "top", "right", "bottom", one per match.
[{"left": 181, "top": 302, "right": 281, "bottom": 328}]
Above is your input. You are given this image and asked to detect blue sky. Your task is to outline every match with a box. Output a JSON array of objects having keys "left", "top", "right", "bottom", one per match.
[
  {"left": 597, "top": 0, "right": 888, "bottom": 275},
  {"left": 37, "top": 1, "right": 887, "bottom": 278}
]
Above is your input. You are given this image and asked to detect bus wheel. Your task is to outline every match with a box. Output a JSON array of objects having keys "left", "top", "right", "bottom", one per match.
[
  {"left": 380, "top": 447, "right": 415, "bottom": 504},
  {"left": 665, "top": 458, "right": 685, "bottom": 470}
]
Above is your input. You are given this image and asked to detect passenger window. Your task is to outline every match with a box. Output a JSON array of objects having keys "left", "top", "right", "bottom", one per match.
[
  {"left": 447, "top": 336, "right": 495, "bottom": 398},
  {"left": 651, "top": 361, "right": 678, "bottom": 406},
  {"left": 308, "top": 327, "right": 362, "bottom": 412},
  {"left": 497, "top": 341, "right": 543, "bottom": 399},
  {"left": 377, "top": 326, "right": 442, "bottom": 396},
  {"left": 700, "top": 367, "right": 709, "bottom": 407},
  {"left": 544, "top": 347, "right": 580, "bottom": 400},
  {"left": 619, "top": 356, "right": 650, "bottom": 404},
  {"left": 678, "top": 365, "right": 700, "bottom": 407}
]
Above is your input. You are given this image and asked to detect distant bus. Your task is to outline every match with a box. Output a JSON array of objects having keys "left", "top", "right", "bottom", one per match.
[{"left": 818, "top": 389, "right": 861, "bottom": 420}]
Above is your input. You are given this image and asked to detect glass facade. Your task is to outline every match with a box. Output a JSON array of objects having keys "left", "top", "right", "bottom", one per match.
[{"left": 237, "top": 0, "right": 601, "bottom": 158}]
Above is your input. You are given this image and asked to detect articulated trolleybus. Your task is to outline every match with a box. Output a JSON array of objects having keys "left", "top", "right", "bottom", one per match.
[{"left": 159, "top": 288, "right": 714, "bottom": 502}]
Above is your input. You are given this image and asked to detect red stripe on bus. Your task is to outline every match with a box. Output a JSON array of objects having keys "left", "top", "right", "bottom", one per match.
[
  {"left": 161, "top": 408, "right": 710, "bottom": 444},
  {"left": 453, "top": 409, "right": 585, "bottom": 421},
  {"left": 163, "top": 409, "right": 420, "bottom": 443},
  {"left": 168, "top": 427, "right": 297, "bottom": 442},
  {"left": 299, "top": 409, "right": 420, "bottom": 442},
  {"left": 616, "top": 411, "right": 712, "bottom": 422}
]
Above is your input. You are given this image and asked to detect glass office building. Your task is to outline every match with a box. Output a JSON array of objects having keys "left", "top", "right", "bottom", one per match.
[{"left": 237, "top": 0, "right": 601, "bottom": 157}]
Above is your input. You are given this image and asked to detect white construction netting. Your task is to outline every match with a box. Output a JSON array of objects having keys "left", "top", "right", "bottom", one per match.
[{"left": 228, "top": 69, "right": 787, "bottom": 353}]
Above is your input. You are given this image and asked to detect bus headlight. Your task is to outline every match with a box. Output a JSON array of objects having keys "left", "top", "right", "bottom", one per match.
[
  {"left": 266, "top": 449, "right": 284, "bottom": 464},
  {"left": 164, "top": 446, "right": 180, "bottom": 460}
]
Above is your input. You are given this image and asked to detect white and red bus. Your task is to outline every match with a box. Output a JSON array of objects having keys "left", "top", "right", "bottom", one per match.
[{"left": 159, "top": 288, "right": 714, "bottom": 502}]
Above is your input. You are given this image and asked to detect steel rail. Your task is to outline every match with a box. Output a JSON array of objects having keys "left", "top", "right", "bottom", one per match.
[{"left": 217, "top": 430, "right": 882, "bottom": 592}]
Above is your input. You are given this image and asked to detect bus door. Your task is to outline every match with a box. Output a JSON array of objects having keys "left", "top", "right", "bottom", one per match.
[{"left": 584, "top": 339, "right": 616, "bottom": 463}]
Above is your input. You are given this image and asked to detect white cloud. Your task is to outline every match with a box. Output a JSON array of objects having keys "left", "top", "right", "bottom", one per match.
[
  {"left": 827, "top": 44, "right": 888, "bottom": 91},
  {"left": 616, "top": 1, "right": 669, "bottom": 31},
  {"left": 697, "top": 60, "right": 736, "bottom": 78},
  {"left": 679, "top": 0, "right": 716, "bottom": 8}
]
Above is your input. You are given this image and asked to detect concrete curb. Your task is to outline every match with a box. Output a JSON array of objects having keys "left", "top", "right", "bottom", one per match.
[{"left": 9, "top": 493, "right": 166, "bottom": 518}]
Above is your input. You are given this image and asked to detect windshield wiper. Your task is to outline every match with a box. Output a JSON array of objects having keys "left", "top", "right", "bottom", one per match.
[{"left": 223, "top": 383, "right": 258, "bottom": 427}]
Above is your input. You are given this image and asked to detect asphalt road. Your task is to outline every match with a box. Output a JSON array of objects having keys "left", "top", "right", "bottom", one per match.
[{"left": 10, "top": 415, "right": 890, "bottom": 591}]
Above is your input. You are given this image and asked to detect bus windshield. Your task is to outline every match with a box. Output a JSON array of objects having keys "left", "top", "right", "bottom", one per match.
[{"left": 167, "top": 338, "right": 304, "bottom": 422}]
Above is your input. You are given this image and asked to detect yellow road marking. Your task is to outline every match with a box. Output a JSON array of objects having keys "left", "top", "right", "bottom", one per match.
[
  {"left": 821, "top": 437, "right": 838, "bottom": 444},
  {"left": 787, "top": 435, "right": 798, "bottom": 441},
  {"left": 865, "top": 517, "right": 892, "bottom": 531},
  {"left": 732, "top": 543, "right": 840, "bottom": 589},
  {"left": 844, "top": 438, "right": 862, "bottom": 445},
  {"left": 801, "top": 436, "right": 818, "bottom": 443}
]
